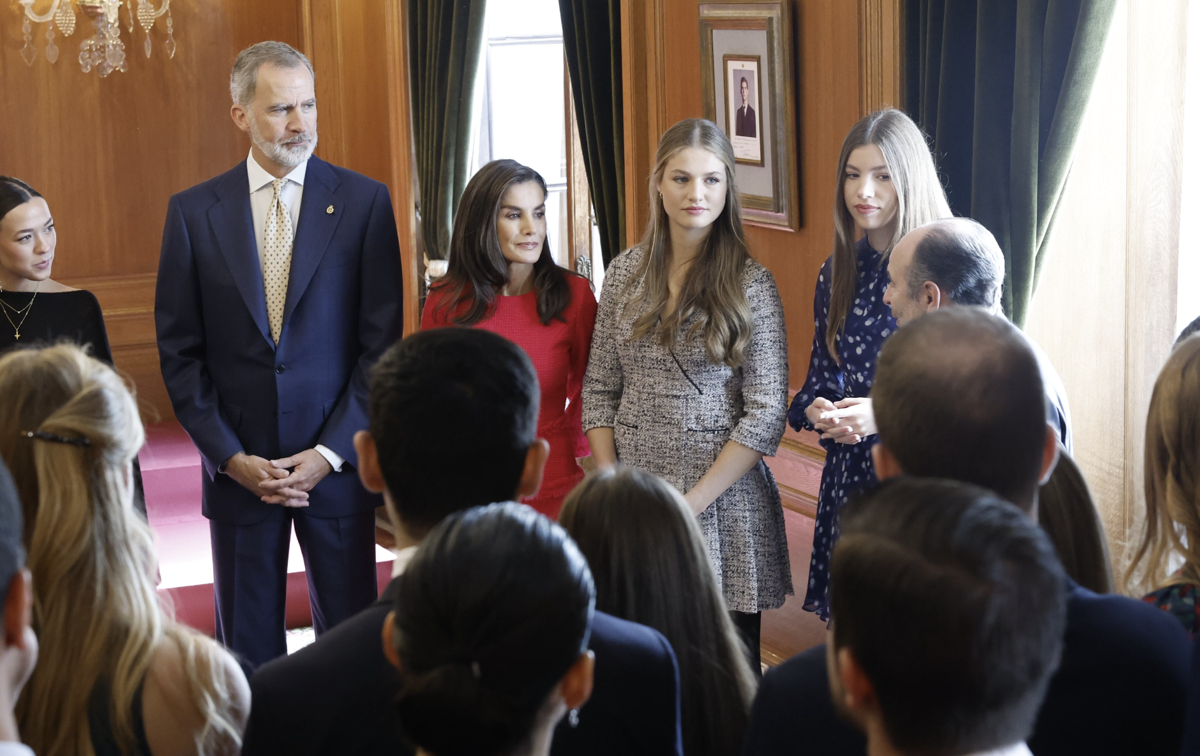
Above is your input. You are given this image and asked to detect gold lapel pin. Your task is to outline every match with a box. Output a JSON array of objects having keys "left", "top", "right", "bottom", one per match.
[{"left": 326, "top": 205, "right": 335, "bottom": 214}]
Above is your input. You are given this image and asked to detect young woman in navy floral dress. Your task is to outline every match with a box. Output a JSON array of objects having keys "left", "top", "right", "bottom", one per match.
[{"left": 788, "top": 109, "right": 950, "bottom": 619}]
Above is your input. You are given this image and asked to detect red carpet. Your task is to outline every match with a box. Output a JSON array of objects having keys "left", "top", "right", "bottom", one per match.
[{"left": 142, "top": 421, "right": 394, "bottom": 635}]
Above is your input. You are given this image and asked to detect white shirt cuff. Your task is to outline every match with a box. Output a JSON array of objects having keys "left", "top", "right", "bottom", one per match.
[
  {"left": 314, "top": 444, "right": 345, "bottom": 472},
  {"left": 0, "top": 743, "right": 35, "bottom": 756}
]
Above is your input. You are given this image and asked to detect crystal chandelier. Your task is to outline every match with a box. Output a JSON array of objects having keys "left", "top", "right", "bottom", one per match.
[{"left": 18, "top": 0, "right": 176, "bottom": 77}]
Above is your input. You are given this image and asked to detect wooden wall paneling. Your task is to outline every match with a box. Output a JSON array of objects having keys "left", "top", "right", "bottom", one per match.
[
  {"left": 1123, "top": 0, "right": 1186, "bottom": 553},
  {"left": 626, "top": 0, "right": 860, "bottom": 388},
  {"left": 857, "top": 0, "right": 904, "bottom": 113},
  {"left": 620, "top": 0, "right": 664, "bottom": 249},
  {"left": 296, "top": 0, "right": 419, "bottom": 334},
  {"left": 2, "top": 1, "right": 307, "bottom": 423},
  {"left": 386, "top": 0, "right": 421, "bottom": 335},
  {"left": 1025, "top": 19, "right": 1129, "bottom": 573}
]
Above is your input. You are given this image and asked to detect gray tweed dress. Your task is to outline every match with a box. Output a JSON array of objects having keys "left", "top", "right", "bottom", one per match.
[{"left": 582, "top": 247, "right": 793, "bottom": 613}]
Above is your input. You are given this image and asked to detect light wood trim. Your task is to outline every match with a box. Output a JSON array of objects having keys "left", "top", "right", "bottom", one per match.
[
  {"left": 620, "top": 0, "right": 663, "bottom": 250},
  {"left": 386, "top": 0, "right": 422, "bottom": 334},
  {"left": 1123, "top": 0, "right": 1186, "bottom": 543},
  {"left": 857, "top": 0, "right": 904, "bottom": 114},
  {"left": 565, "top": 66, "right": 593, "bottom": 275},
  {"left": 779, "top": 435, "right": 825, "bottom": 462}
]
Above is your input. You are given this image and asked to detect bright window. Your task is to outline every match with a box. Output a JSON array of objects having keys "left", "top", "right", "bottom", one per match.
[{"left": 470, "top": 0, "right": 603, "bottom": 286}]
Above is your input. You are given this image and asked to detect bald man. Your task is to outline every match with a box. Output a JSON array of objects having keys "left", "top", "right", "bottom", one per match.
[
  {"left": 743, "top": 308, "right": 1189, "bottom": 756},
  {"left": 818, "top": 218, "right": 1071, "bottom": 453}
]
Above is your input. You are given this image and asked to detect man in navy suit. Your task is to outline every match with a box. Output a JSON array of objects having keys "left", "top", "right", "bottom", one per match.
[
  {"left": 742, "top": 308, "right": 1191, "bottom": 756},
  {"left": 155, "top": 41, "right": 402, "bottom": 669},
  {"left": 734, "top": 76, "right": 756, "bottom": 138},
  {"left": 242, "top": 329, "right": 683, "bottom": 756}
]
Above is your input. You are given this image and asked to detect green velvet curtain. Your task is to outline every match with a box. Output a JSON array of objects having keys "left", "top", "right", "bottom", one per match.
[
  {"left": 906, "top": 0, "right": 1116, "bottom": 327},
  {"left": 559, "top": 0, "right": 625, "bottom": 268},
  {"left": 408, "top": 0, "right": 487, "bottom": 260}
]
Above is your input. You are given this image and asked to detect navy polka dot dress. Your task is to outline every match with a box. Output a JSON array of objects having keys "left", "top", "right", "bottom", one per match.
[{"left": 788, "top": 237, "right": 895, "bottom": 620}]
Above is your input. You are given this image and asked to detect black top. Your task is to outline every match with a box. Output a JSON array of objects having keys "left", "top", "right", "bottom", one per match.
[
  {"left": 88, "top": 679, "right": 153, "bottom": 756},
  {"left": 0, "top": 289, "right": 146, "bottom": 518},
  {"left": 244, "top": 578, "right": 685, "bottom": 756},
  {"left": 742, "top": 580, "right": 1192, "bottom": 756},
  {"left": 0, "top": 289, "right": 113, "bottom": 364}
]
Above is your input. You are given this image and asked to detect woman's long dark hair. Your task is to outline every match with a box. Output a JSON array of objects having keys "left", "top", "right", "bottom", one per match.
[
  {"left": 391, "top": 502, "right": 595, "bottom": 756},
  {"left": 1038, "top": 448, "right": 1114, "bottom": 594},
  {"left": 0, "top": 177, "right": 42, "bottom": 225},
  {"left": 826, "top": 109, "right": 950, "bottom": 363},
  {"left": 433, "top": 159, "right": 577, "bottom": 326},
  {"left": 559, "top": 467, "right": 757, "bottom": 756}
]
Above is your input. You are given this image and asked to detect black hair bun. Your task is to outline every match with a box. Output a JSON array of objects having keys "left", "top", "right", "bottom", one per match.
[{"left": 396, "top": 661, "right": 532, "bottom": 756}]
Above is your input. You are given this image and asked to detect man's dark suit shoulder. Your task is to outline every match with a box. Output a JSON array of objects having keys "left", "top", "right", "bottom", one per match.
[
  {"left": 242, "top": 582, "right": 410, "bottom": 756},
  {"left": 1030, "top": 583, "right": 1191, "bottom": 755},
  {"left": 551, "top": 611, "right": 684, "bottom": 756},
  {"left": 742, "top": 645, "right": 864, "bottom": 756},
  {"left": 741, "top": 585, "right": 1192, "bottom": 756}
]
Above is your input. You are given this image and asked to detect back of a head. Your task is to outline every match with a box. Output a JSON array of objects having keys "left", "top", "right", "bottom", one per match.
[
  {"left": 872, "top": 307, "right": 1047, "bottom": 511},
  {"left": 369, "top": 329, "right": 540, "bottom": 536},
  {"left": 0, "top": 345, "right": 169, "bottom": 754},
  {"left": 0, "top": 344, "right": 144, "bottom": 550},
  {"left": 558, "top": 468, "right": 756, "bottom": 756},
  {"left": 391, "top": 503, "right": 594, "bottom": 756},
  {"left": 1038, "top": 449, "right": 1114, "bottom": 593},
  {"left": 909, "top": 218, "right": 1005, "bottom": 312},
  {"left": 830, "top": 477, "right": 1067, "bottom": 754},
  {"left": 1127, "top": 334, "right": 1200, "bottom": 592}
]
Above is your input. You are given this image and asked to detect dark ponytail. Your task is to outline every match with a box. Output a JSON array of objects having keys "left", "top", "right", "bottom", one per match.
[
  {"left": 391, "top": 502, "right": 595, "bottom": 756},
  {"left": 0, "top": 177, "right": 42, "bottom": 225}
]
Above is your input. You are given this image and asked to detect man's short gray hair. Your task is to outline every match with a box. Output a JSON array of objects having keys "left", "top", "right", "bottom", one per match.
[
  {"left": 908, "top": 217, "right": 1006, "bottom": 314},
  {"left": 230, "top": 41, "right": 315, "bottom": 107}
]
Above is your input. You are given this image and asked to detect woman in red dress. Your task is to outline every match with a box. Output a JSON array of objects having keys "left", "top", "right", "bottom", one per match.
[{"left": 422, "top": 159, "right": 597, "bottom": 518}]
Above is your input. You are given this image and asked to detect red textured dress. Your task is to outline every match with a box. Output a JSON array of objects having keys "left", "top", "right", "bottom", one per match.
[{"left": 421, "top": 274, "right": 598, "bottom": 518}]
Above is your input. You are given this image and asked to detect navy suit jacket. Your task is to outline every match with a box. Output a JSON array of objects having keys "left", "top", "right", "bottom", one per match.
[
  {"left": 743, "top": 580, "right": 1191, "bottom": 756},
  {"left": 243, "top": 580, "right": 684, "bottom": 756},
  {"left": 155, "top": 157, "right": 402, "bottom": 524}
]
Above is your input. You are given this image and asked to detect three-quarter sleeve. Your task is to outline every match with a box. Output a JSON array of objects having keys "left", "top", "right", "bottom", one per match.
[
  {"left": 788, "top": 255, "right": 845, "bottom": 433},
  {"left": 581, "top": 249, "right": 638, "bottom": 432},
  {"left": 729, "top": 262, "right": 789, "bottom": 457},
  {"left": 566, "top": 277, "right": 599, "bottom": 457}
]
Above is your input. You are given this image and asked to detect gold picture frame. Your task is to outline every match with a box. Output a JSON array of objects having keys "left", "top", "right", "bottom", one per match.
[{"left": 700, "top": 1, "right": 799, "bottom": 230}]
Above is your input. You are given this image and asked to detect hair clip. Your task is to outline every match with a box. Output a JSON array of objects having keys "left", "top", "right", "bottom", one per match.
[{"left": 21, "top": 430, "right": 90, "bottom": 448}]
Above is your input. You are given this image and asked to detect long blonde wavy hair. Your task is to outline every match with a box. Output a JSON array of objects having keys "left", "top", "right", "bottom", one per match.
[
  {"left": 1125, "top": 335, "right": 1200, "bottom": 594},
  {"left": 826, "top": 109, "right": 951, "bottom": 362},
  {"left": 630, "top": 118, "right": 753, "bottom": 367},
  {"left": 0, "top": 344, "right": 244, "bottom": 756}
]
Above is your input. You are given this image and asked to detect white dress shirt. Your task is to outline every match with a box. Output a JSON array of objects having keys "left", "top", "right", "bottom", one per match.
[
  {"left": 0, "top": 742, "right": 34, "bottom": 756},
  {"left": 244, "top": 152, "right": 344, "bottom": 473}
]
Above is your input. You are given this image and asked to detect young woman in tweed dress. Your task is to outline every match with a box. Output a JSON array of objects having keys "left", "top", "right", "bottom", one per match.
[{"left": 582, "top": 118, "right": 790, "bottom": 667}]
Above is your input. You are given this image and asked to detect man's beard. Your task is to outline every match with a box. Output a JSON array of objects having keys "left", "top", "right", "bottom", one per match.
[{"left": 250, "top": 118, "right": 318, "bottom": 169}]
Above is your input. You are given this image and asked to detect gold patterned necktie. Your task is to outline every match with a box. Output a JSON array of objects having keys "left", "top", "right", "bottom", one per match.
[{"left": 263, "top": 178, "right": 293, "bottom": 344}]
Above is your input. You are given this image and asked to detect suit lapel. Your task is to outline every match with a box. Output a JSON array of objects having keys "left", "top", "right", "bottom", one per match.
[
  {"left": 283, "top": 156, "right": 343, "bottom": 325},
  {"left": 209, "top": 165, "right": 273, "bottom": 348}
]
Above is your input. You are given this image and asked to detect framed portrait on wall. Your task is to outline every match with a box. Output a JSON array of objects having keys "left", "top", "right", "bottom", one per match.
[
  {"left": 724, "top": 55, "right": 763, "bottom": 165},
  {"left": 700, "top": 1, "right": 799, "bottom": 230}
]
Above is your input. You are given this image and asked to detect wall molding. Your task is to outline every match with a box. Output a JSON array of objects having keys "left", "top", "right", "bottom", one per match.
[{"left": 858, "top": 0, "right": 904, "bottom": 115}]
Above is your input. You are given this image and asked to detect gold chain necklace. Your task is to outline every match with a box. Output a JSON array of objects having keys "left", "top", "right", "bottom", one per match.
[{"left": 0, "top": 281, "right": 41, "bottom": 341}]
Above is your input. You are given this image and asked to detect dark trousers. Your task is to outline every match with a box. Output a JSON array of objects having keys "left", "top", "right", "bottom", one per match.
[
  {"left": 730, "top": 610, "right": 763, "bottom": 675},
  {"left": 210, "top": 506, "right": 378, "bottom": 671}
]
